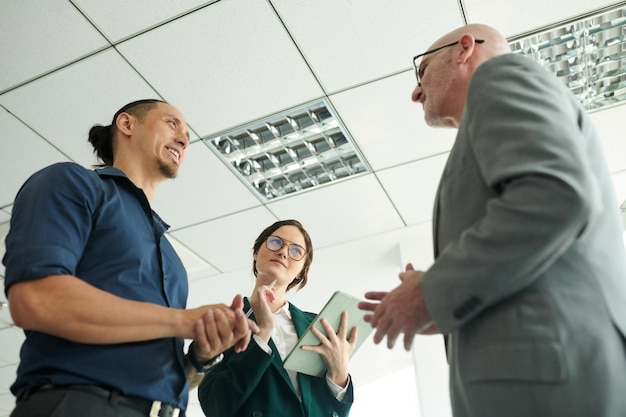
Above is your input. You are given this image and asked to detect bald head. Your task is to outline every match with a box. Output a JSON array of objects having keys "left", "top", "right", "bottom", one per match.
[
  {"left": 431, "top": 24, "right": 511, "bottom": 61},
  {"left": 412, "top": 24, "right": 511, "bottom": 127}
]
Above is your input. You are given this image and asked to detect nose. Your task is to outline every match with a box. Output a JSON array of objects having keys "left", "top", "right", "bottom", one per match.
[
  {"left": 275, "top": 242, "right": 289, "bottom": 258},
  {"left": 411, "top": 84, "right": 423, "bottom": 103},
  {"left": 177, "top": 133, "right": 190, "bottom": 150}
]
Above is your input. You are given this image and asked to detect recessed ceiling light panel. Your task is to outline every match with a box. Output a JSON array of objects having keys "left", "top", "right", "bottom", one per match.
[
  {"left": 203, "top": 99, "right": 370, "bottom": 200},
  {"left": 510, "top": 5, "right": 626, "bottom": 111}
]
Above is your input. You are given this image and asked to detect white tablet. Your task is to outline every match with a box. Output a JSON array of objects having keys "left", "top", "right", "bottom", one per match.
[{"left": 283, "top": 291, "right": 373, "bottom": 377}]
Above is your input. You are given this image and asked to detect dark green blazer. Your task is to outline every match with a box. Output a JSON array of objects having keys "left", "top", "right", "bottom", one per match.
[{"left": 197, "top": 299, "right": 353, "bottom": 417}]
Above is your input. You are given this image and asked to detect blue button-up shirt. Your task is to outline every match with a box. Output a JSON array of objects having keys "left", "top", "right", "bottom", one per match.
[{"left": 3, "top": 162, "right": 189, "bottom": 410}]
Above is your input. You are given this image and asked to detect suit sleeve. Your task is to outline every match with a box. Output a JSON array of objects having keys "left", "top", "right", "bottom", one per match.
[{"left": 420, "top": 56, "right": 597, "bottom": 332}]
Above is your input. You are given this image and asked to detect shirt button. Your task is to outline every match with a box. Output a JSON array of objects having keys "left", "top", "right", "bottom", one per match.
[
  {"left": 332, "top": 412, "right": 339, "bottom": 417},
  {"left": 252, "top": 411, "right": 263, "bottom": 417}
]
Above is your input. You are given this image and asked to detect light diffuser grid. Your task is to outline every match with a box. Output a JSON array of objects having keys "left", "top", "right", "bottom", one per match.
[
  {"left": 203, "top": 99, "right": 370, "bottom": 201},
  {"left": 510, "top": 5, "right": 626, "bottom": 111}
]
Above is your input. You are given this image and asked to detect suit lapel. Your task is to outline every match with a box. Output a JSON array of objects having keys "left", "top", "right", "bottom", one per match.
[
  {"left": 289, "top": 304, "right": 313, "bottom": 415},
  {"left": 245, "top": 297, "right": 309, "bottom": 400},
  {"left": 433, "top": 179, "right": 442, "bottom": 258}
]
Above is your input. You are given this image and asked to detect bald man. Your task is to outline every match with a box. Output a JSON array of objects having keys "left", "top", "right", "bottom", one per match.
[{"left": 360, "top": 24, "right": 626, "bottom": 417}]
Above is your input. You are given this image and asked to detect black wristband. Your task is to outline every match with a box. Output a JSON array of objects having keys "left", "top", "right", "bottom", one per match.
[{"left": 187, "top": 342, "right": 224, "bottom": 374}]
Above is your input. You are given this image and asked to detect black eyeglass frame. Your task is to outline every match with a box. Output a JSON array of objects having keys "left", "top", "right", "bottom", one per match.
[
  {"left": 265, "top": 235, "right": 307, "bottom": 261},
  {"left": 413, "top": 39, "right": 485, "bottom": 86}
]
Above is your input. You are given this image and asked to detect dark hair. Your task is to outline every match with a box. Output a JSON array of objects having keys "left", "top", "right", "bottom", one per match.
[
  {"left": 88, "top": 99, "right": 166, "bottom": 167},
  {"left": 252, "top": 219, "right": 313, "bottom": 291}
]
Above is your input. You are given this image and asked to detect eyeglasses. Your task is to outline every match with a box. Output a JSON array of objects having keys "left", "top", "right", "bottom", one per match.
[
  {"left": 265, "top": 235, "right": 307, "bottom": 261},
  {"left": 413, "top": 39, "right": 485, "bottom": 86}
]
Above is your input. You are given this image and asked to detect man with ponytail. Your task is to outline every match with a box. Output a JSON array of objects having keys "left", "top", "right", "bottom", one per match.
[{"left": 3, "top": 99, "right": 258, "bottom": 417}]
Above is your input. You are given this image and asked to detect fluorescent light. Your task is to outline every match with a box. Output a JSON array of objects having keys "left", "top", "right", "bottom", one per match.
[
  {"left": 203, "top": 99, "right": 370, "bottom": 200},
  {"left": 509, "top": 5, "right": 626, "bottom": 112}
]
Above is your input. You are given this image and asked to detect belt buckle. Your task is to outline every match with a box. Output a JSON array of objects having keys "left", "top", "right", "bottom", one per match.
[{"left": 149, "top": 401, "right": 180, "bottom": 417}]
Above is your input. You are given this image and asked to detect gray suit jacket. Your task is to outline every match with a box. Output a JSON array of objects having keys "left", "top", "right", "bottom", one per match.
[{"left": 420, "top": 54, "right": 626, "bottom": 417}]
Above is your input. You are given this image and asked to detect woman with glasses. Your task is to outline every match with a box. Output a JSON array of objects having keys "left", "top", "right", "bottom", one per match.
[{"left": 197, "top": 219, "right": 357, "bottom": 417}]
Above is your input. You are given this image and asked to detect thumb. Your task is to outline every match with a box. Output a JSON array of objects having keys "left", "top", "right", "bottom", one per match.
[
  {"left": 230, "top": 293, "right": 244, "bottom": 310},
  {"left": 399, "top": 263, "right": 414, "bottom": 282}
]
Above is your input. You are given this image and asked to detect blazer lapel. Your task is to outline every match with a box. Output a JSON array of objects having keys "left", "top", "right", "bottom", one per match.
[
  {"left": 243, "top": 298, "right": 298, "bottom": 395},
  {"left": 432, "top": 179, "right": 442, "bottom": 258},
  {"left": 289, "top": 304, "right": 313, "bottom": 415}
]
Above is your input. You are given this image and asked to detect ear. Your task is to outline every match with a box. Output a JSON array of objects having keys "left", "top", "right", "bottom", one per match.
[
  {"left": 456, "top": 34, "right": 478, "bottom": 64},
  {"left": 115, "top": 112, "right": 134, "bottom": 137}
]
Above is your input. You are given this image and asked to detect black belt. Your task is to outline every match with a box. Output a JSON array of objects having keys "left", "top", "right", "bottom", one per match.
[{"left": 22, "top": 384, "right": 181, "bottom": 417}]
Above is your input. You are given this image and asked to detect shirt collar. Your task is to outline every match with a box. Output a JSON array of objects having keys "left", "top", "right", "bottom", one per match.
[
  {"left": 94, "top": 166, "right": 127, "bottom": 178},
  {"left": 275, "top": 301, "right": 292, "bottom": 319}
]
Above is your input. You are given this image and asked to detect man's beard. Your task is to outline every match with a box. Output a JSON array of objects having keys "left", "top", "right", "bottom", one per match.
[{"left": 158, "top": 160, "right": 178, "bottom": 179}]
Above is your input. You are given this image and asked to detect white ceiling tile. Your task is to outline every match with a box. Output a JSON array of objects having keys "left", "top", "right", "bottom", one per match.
[
  {"left": 0, "top": 0, "right": 108, "bottom": 91},
  {"left": 153, "top": 142, "right": 260, "bottom": 228},
  {"left": 589, "top": 105, "right": 626, "bottom": 173},
  {"left": 464, "top": 0, "right": 620, "bottom": 38},
  {"left": 73, "top": 0, "right": 213, "bottom": 42},
  {"left": 170, "top": 207, "right": 277, "bottom": 273},
  {"left": 187, "top": 269, "right": 255, "bottom": 310},
  {"left": 377, "top": 154, "right": 448, "bottom": 225},
  {"left": 0, "top": 108, "right": 70, "bottom": 207},
  {"left": 164, "top": 234, "right": 219, "bottom": 280},
  {"left": 0, "top": 48, "right": 163, "bottom": 167},
  {"left": 116, "top": 0, "right": 324, "bottom": 137},
  {"left": 331, "top": 71, "right": 456, "bottom": 170},
  {"left": 271, "top": 0, "right": 464, "bottom": 92},
  {"left": 267, "top": 174, "right": 404, "bottom": 248}
]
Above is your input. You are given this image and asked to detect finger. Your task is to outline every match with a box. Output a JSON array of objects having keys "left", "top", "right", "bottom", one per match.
[
  {"left": 372, "top": 314, "right": 390, "bottom": 344},
  {"left": 320, "top": 318, "right": 339, "bottom": 342},
  {"left": 358, "top": 301, "right": 378, "bottom": 312},
  {"left": 398, "top": 263, "right": 415, "bottom": 282},
  {"left": 310, "top": 324, "right": 329, "bottom": 345},
  {"left": 235, "top": 331, "right": 251, "bottom": 353},
  {"left": 263, "top": 287, "right": 276, "bottom": 304},
  {"left": 348, "top": 326, "right": 359, "bottom": 345},
  {"left": 232, "top": 308, "right": 250, "bottom": 338},
  {"left": 300, "top": 344, "right": 323, "bottom": 354},
  {"left": 230, "top": 294, "right": 244, "bottom": 311},
  {"left": 233, "top": 309, "right": 252, "bottom": 352},
  {"left": 193, "top": 318, "right": 208, "bottom": 348},
  {"left": 364, "top": 291, "right": 387, "bottom": 301},
  {"left": 385, "top": 321, "right": 402, "bottom": 350},
  {"left": 202, "top": 309, "right": 217, "bottom": 340},
  {"left": 247, "top": 318, "right": 260, "bottom": 334},
  {"left": 213, "top": 309, "right": 233, "bottom": 343},
  {"left": 369, "top": 301, "right": 386, "bottom": 328},
  {"left": 195, "top": 309, "right": 218, "bottom": 357},
  {"left": 403, "top": 332, "right": 415, "bottom": 351},
  {"left": 363, "top": 314, "right": 374, "bottom": 323},
  {"left": 336, "top": 311, "right": 348, "bottom": 337}
]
